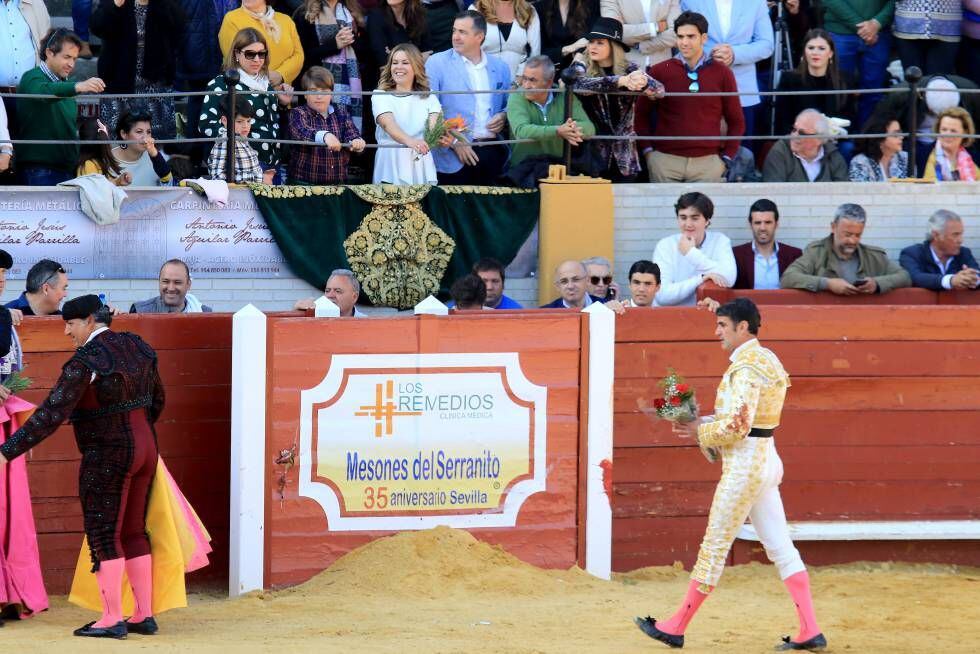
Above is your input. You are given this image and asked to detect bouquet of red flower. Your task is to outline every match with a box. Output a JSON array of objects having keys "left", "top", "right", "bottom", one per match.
[{"left": 651, "top": 370, "right": 698, "bottom": 423}]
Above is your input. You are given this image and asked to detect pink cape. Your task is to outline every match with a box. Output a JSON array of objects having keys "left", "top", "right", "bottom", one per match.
[{"left": 0, "top": 395, "right": 49, "bottom": 616}]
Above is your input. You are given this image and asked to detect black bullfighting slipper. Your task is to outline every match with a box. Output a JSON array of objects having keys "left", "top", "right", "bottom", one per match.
[
  {"left": 126, "top": 616, "right": 159, "bottom": 635},
  {"left": 73, "top": 620, "right": 128, "bottom": 639},
  {"left": 775, "top": 633, "right": 827, "bottom": 651},
  {"left": 634, "top": 616, "right": 684, "bottom": 648}
]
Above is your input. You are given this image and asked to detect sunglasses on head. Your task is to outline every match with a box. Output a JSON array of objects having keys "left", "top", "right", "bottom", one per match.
[
  {"left": 238, "top": 49, "right": 268, "bottom": 60},
  {"left": 590, "top": 275, "right": 613, "bottom": 285}
]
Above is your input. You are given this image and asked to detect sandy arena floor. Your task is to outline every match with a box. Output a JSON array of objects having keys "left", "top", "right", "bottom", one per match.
[{"left": 3, "top": 528, "right": 977, "bottom": 653}]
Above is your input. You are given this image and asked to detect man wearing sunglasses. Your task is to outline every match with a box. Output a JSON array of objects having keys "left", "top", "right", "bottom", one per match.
[
  {"left": 634, "top": 11, "right": 744, "bottom": 183},
  {"left": 583, "top": 256, "right": 620, "bottom": 301},
  {"left": 763, "top": 108, "right": 848, "bottom": 183},
  {"left": 4, "top": 259, "right": 69, "bottom": 316}
]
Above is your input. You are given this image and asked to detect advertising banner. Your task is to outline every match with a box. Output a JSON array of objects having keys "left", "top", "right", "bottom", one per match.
[
  {"left": 0, "top": 189, "right": 284, "bottom": 278},
  {"left": 298, "top": 353, "right": 548, "bottom": 531}
]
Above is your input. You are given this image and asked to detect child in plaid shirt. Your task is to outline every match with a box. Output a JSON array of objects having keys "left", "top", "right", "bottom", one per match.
[
  {"left": 208, "top": 96, "right": 275, "bottom": 184},
  {"left": 288, "top": 67, "right": 366, "bottom": 185}
]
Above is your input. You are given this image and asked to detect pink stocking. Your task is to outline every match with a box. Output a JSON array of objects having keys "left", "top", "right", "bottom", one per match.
[
  {"left": 125, "top": 555, "right": 154, "bottom": 622},
  {"left": 92, "top": 558, "right": 125, "bottom": 628},
  {"left": 656, "top": 579, "right": 712, "bottom": 636},
  {"left": 784, "top": 570, "right": 821, "bottom": 642}
]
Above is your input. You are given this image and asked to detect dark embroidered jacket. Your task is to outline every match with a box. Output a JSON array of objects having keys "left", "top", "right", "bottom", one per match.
[
  {"left": 0, "top": 330, "right": 165, "bottom": 461},
  {"left": 571, "top": 61, "right": 665, "bottom": 178}
]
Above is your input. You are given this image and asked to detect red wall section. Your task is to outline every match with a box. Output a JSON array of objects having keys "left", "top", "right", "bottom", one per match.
[
  {"left": 17, "top": 315, "right": 232, "bottom": 593},
  {"left": 263, "top": 313, "right": 586, "bottom": 588},
  {"left": 612, "top": 306, "right": 980, "bottom": 571}
]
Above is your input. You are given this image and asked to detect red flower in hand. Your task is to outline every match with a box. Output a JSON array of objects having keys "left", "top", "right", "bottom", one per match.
[
  {"left": 653, "top": 399, "right": 666, "bottom": 409},
  {"left": 670, "top": 396, "right": 682, "bottom": 406},
  {"left": 676, "top": 383, "right": 689, "bottom": 393}
]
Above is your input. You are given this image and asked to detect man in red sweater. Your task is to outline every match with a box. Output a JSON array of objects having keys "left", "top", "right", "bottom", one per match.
[{"left": 635, "top": 11, "right": 745, "bottom": 183}]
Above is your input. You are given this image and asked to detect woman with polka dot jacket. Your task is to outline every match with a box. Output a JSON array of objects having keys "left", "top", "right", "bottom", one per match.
[{"left": 199, "top": 27, "right": 295, "bottom": 173}]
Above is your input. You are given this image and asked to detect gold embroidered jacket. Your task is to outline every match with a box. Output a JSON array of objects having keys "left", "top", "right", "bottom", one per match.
[{"left": 697, "top": 339, "right": 789, "bottom": 448}]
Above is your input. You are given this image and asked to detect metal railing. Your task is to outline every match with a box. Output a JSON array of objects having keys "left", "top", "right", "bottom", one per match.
[{"left": 1, "top": 66, "right": 977, "bottom": 179}]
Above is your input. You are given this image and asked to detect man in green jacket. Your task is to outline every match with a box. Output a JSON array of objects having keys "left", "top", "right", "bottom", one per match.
[
  {"left": 823, "top": 0, "right": 895, "bottom": 126},
  {"left": 16, "top": 28, "right": 105, "bottom": 185},
  {"left": 507, "top": 55, "right": 595, "bottom": 169},
  {"left": 781, "top": 203, "right": 911, "bottom": 295}
]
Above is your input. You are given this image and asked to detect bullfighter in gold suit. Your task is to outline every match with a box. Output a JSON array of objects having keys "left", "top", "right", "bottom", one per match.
[{"left": 635, "top": 298, "right": 826, "bottom": 651}]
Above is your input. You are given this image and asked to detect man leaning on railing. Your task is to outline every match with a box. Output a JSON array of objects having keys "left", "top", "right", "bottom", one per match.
[{"left": 15, "top": 28, "right": 105, "bottom": 186}]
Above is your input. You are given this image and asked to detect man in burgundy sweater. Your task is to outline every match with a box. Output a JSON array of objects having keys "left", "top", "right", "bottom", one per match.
[{"left": 635, "top": 11, "right": 745, "bottom": 182}]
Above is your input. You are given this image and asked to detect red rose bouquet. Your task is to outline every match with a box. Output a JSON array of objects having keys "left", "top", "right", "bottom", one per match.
[{"left": 651, "top": 370, "right": 698, "bottom": 423}]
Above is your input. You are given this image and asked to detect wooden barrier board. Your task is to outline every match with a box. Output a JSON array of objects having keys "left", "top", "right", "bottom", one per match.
[
  {"left": 611, "top": 306, "right": 980, "bottom": 571},
  {"left": 262, "top": 313, "right": 588, "bottom": 588},
  {"left": 15, "top": 315, "right": 232, "bottom": 593}
]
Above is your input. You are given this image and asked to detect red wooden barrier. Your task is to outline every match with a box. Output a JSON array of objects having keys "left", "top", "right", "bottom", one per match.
[
  {"left": 697, "top": 283, "right": 980, "bottom": 305},
  {"left": 612, "top": 306, "right": 980, "bottom": 571},
  {"left": 16, "top": 315, "right": 232, "bottom": 594},
  {"left": 262, "top": 313, "right": 589, "bottom": 588}
]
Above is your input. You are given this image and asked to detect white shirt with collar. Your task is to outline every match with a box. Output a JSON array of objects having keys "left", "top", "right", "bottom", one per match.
[
  {"left": 794, "top": 146, "right": 825, "bottom": 182},
  {"left": 84, "top": 326, "right": 110, "bottom": 382},
  {"left": 752, "top": 240, "right": 781, "bottom": 290},
  {"left": 930, "top": 245, "right": 980, "bottom": 290},
  {"left": 563, "top": 294, "right": 594, "bottom": 309},
  {"left": 653, "top": 231, "right": 737, "bottom": 306},
  {"left": 462, "top": 51, "right": 493, "bottom": 139}
]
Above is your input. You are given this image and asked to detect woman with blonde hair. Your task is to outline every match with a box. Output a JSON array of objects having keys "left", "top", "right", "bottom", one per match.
[
  {"left": 372, "top": 43, "right": 445, "bottom": 184},
  {"left": 219, "top": 0, "right": 304, "bottom": 85},
  {"left": 569, "top": 17, "right": 662, "bottom": 180},
  {"left": 469, "top": 0, "right": 541, "bottom": 78},
  {"left": 200, "top": 28, "right": 295, "bottom": 175},
  {"left": 923, "top": 106, "right": 979, "bottom": 182},
  {"left": 294, "top": 0, "right": 366, "bottom": 130}
]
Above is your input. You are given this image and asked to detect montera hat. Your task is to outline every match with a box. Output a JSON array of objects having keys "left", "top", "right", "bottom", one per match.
[
  {"left": 0, "top": 249, "right": 11, "bottom": 270},
  {"left": 583, "top": 17, "right": 629, "bottom": 50},
  {"left": 62, "top": 294, "right": 104, "bottom": 321}
]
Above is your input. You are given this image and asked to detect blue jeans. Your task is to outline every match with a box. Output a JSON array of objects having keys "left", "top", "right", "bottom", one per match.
[
  {"left": 832, "top": 32, "right": 892, "bottom": 130},
  {"left": 72, "top": 0, "right": 92, "bottom": 41},
  {"left": 19, "top": 167, "right": 72, "bottom": 186}
]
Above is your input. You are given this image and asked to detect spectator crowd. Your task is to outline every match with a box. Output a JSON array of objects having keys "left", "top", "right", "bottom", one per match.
[{"left": 0, "top": 0, "right": 978, "bottom": 186}]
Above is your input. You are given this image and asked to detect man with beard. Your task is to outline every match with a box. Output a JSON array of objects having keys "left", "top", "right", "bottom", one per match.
[
  {"left": 732, "top": 199, "right": 803, "bottom": 290},
  {"left": 781, "top": 203, "right": 910, "bottom": 295}
]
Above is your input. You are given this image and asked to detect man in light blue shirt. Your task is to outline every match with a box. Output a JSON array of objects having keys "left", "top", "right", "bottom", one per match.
[
  {"left": 1, "top": 0, "right": 49, "bottom": 167},
  {"left": 425, "top": 10, "right": 512, "bottom": 185},
  {"left": 731, "top": 199, "right": 803, "bottom": 289}
]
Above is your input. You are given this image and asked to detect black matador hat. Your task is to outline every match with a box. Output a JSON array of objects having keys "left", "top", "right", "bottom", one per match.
[
  {"left": 0, "top": 249, "right": 12, "bottom": 270},
  {"left": 62, "top": 294, "right": 104, "bottom": 321}
]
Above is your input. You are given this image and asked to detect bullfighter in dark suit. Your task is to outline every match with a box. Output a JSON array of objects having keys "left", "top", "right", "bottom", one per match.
[{"left": 0, "top": 296, "right": 164, "bottom": 639}]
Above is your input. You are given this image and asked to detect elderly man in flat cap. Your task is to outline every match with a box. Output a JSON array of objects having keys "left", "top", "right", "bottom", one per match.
[{"left": 0, "top": 295, "right": 165, "bottom": 638}]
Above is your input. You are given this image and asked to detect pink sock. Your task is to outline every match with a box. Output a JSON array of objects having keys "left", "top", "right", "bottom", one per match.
[
  {"left": 656, "top": 579, "right": 712, "bottom": 636},
  {"left": 93, "top": 558, "right": 125, "bottom": 628},
  {"left": 784, "top": 570, "right": 821, "bottom": 642},
  {"left": 125, "top": 555, "right": 154, "bottom": 622}
]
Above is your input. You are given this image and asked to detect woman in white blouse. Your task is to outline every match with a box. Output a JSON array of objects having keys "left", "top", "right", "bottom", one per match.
[
  {"left": 470, "top": 0, "right": 541, "bottom": 78},
  {"left": 372, "top": 43, "right": 444, "bottom": 184}
]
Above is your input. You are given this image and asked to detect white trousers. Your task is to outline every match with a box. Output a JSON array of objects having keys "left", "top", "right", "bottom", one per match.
[{"left": 691, "top": 437, "right": 806, "bottom": 587}]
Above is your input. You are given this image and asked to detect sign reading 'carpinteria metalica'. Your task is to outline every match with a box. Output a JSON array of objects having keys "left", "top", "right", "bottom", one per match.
[{"left": 298, "top": 353, "right": 548, "bottom": 531}]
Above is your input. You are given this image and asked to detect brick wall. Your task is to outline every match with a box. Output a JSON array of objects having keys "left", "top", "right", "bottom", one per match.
[{"left": 3, "top": 183, "right": 976, "bottom": 311}]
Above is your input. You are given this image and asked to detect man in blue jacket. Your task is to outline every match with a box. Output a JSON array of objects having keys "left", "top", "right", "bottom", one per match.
[
  {"left": 425, "top": 10, "right": 512, "bottom": 185},
  {"left": 900, "top": 209, "right": 980, "bottom": 291}
]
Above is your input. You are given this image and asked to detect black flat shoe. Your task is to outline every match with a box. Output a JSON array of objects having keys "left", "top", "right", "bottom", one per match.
[
  {"left": 634, "top": 616, "right": 684, "bottom": 648},
  {"left": 73, "top": 620, "right": 128, "bottom": 639},
  {"left": 126, "top": 616, "right": 159, "bottom": 635},
  {"left": 775, "top": 633, "right": 827, "bottom": 651}
]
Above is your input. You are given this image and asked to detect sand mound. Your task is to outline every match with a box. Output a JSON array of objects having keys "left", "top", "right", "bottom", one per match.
[{"left": 292, "top": 526, "right": 595, "bottom": 599}]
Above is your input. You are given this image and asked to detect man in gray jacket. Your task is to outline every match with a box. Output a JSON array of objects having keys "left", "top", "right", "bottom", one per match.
[
  {"left": 130, "top": 259, "right": 213, "bottom": 313},
  {"left": 780, "top": 203, "right": 911, "bottom": 295},
  {"left": 763, "top": 109, "right": 848, "bottom": 183}
]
